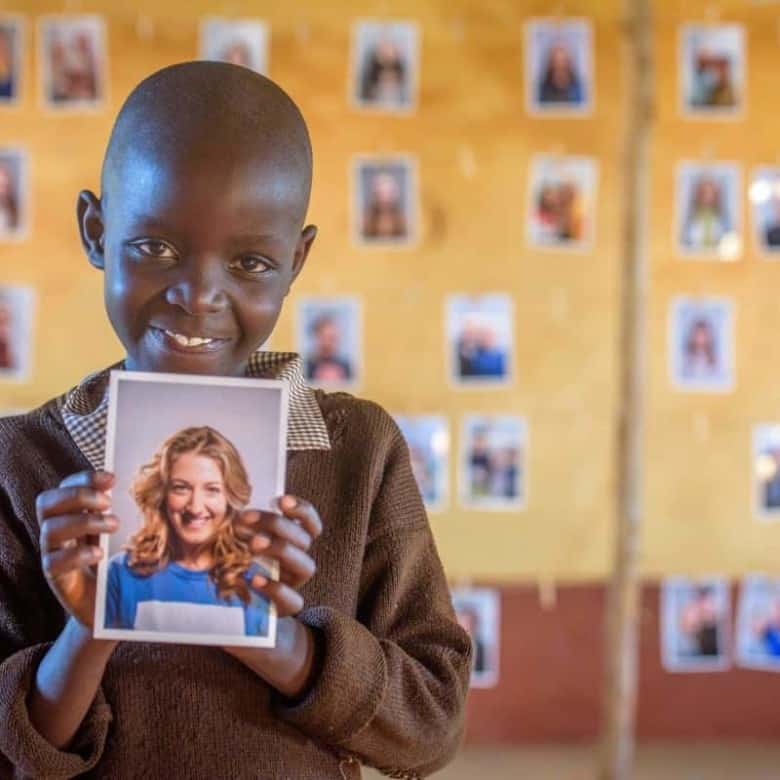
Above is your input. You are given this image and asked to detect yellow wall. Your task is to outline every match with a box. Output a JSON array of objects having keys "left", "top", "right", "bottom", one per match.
[{"left": 3, "top": 0, "right": 778, "bottom": 582}]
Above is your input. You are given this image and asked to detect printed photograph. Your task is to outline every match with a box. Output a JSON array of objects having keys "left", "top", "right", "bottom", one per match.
[
  {"left": 749, "top": 167, "right": 780, "bottom": 256},
  {"left": 0, "top": 147, "right": 27, "bottom": 239},
  {"left": 680, "top": 24, "right": 745, "bottom": 116},
  {"left": 446, "top": 294, "right": 513, "bottom": 386},
  {"left": 735, "top": 575, "right": 780, "bottom": 671},
  {"left": 451, "top": 586, "right": 501, "bottom": 689},
  {"left": 94, "top": 371, "right": 288, "bottom": 647},
  {"left": 0, "top": 284, "right": 35, "bottom": 381},
  {"left": 0, "top": 16, "right": 23, "bottom": 105},
  {"left": 676, "top": 161, "right": 742, "bottom": 259},
  {"left": 661, "top": 577, "right": 731, "bottom": 673},
  {"left": 460, "top": 415, "right": 527, "bottom": 511},
  {"left": 752, "top": 424, "right": 780, "bottom": 519},
  {"left": 525, "top": 18, "right": 593, "bottom": 115},
  {"left": 39, "top": 15, "right": 106, "bottom": 109},
  {"left": 296, "top": 296, "right": 361, "bottom": 389},
  {"left": 527, "top": 154, "right": 598, "bottom": 249},
  {"left": 351, "top": 20, "right": 418, "bottom": 112},
  {"left": 353, "top": 156, "right": 417, "bottom": 246},
  {"left": 394, "top": 415, "right": 449, "bottom": 513},
  {"left": 200, "top": 17, "right": 269, "bottom": 75},
  {"left": 669, "top": 297, "right": 734, "bottom": 392}
]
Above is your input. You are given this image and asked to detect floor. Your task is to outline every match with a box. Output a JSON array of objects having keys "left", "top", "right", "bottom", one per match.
[{"left": 363, "top": 743, "right": 780, "bottom": 779}]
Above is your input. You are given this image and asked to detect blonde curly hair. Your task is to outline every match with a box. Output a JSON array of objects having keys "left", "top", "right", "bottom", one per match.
[{"left": 124, "top": 426, "right": 256, "bottom": 604}]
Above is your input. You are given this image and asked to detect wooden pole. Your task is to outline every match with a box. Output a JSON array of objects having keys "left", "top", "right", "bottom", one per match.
[{"left": 599, "top": 1, "right": 654, "bottom": 778}]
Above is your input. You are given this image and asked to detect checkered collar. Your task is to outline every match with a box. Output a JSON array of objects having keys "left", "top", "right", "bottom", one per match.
[{"left": 57, "top": 351, "right": 331, "bottom": 470}]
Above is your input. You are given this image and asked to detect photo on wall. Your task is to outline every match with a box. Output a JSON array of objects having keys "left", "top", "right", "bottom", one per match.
[
  {"left": 351, "top": 20, "right": 418, "bottom": 113},
  {"left": 735, "top": 575, "right": 780, "bottom": 671},
  {"left": 524, "top": 18, "right": 593, "bottom": 115},
  {"left": 451, "top": 586, "right": 501, "bottom": 689},
  {"left": 295, "top": 296, "right": 361, "bottom": 390},
  {"left": 669, "top": 296, "right": 734, "bottom": 393},
  {"left": 679, "top": 24, "right": 745, "bottom": 117},
  {"left": 446, "top": 294, "right": 513, "bottom": 386},
  {"left": 751, "top": 423, "right": 780, "bottom": 520},
  {"left": 94, "top": 371, "right": 286, "bottom": 648},
  {"left": 749, "top": 167, "right": 780, "bottom": 257},
  {"left": 38, "top": 15, "right": 107, "bottom": 110},
  {"left": 660, "top": 577, "right": 731, "bottom": 673},
  {"left": 0, "top": 147, "right": 28, "bottom": 240},
  {"left": 526, "top": 154, "right": 598, "bottom": 250},
  {"left": 0, "top": 284, "right": 35, "bottom": 381},
  {"left": 460, "top": 415, "right": 526, "bottom": 511},
  {"left": 199, "top": 17, "right": 269, "bottom": 74},
  {"left": 353, "top": 155, "right": 417, "bottom": 247},
  {"left": 675, "top": 161, "right": 742, "bottom": 260},
  {"left": 394, "top": 414, "right": 449, "bottom": 513},
  {"left": 0, "top": 16, "right": 24, "bottom": 105}
]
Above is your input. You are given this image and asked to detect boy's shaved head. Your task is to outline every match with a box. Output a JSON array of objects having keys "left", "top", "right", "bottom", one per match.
[{"left": 101, "top": 61, "right": 313, "bottom": 223}]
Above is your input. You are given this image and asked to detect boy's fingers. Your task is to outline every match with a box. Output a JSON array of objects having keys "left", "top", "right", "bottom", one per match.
[
  {"left": 40, "top": 513, "right": 118, "bottom": 552},
  {"left": 58, "top": 470, "right": 115, "bottom": 490},
  {"left": 252, "top": 579, "right": 304, "bottom": 617},
  {"left": 255, "top": 539, "right": 315, "bottom": 587},
  {"left": 243, "top": 511, "right": 312, "bottom": 550},
  {"left": 43, "top": 545, "right": 103, "bottom": 579},
  {"left": 36, "top": 486, "right": 111, "bottom": 520},
  {"left": 277, "top": 496, "right": 323, "bottom": 540}
]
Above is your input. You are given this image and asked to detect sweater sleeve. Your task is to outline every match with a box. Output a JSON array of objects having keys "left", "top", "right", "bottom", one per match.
[
  {"left": 0, "top": 489, "right": 113, "bottom": 778},
  {"left": 275, "top": 425, "right": 472, "bottom": 778}
]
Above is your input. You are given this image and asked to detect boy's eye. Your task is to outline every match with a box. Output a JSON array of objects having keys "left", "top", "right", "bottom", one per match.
[
  {"left": 230, "top": 255, "right": 272, "bottom": 274},
  {"left": 131, "top": 239, "right": 178, "bottom": 259}
]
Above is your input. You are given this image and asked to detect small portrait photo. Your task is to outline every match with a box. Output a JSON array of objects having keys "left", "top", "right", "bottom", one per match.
[
  {"left": 460, "top": 415, "right": 527, "bottom": 511},
  {"left": 353, "top": 156, "right": 417, "bottom": 247},
  {"left": 527, "top": 154, "right": 598, "bottom": 250},
  {"left": 94, "top": 371, "right": 288, "bottom": 647},
  {"left": 38, "top": 15, "right": 106, "bottom": 110},
  {"left": 661, "top": 577, "right": 731, "bottom": 673},
  {"left": 676, "top": 161, "right": 742, "bottom": 259},
  {"left": 0, "top": 147, "right": 27, "bottom": 239},
  {"left": 749, "top": 167, "right": 780, "bottom": 257},
  {"left": 751, "top": 424, "right": 780, "bottom": 519},
  {"left": 0, "top": 284, "right": 35, "bottom": 381},
  {"left": 296, "top": 297, "right": 361, "bottom": 390},
  {"left": 451, "top": 586, "right": 500, "bottom": 689},
  {"left": 669, "top": 297, "right": 734, "bottom": 392},
  {"left": 0, "top": 16, "right": 24, "bottom": 105},
  {"left": 199, "top": 17, "right": 269, "bottom": 75},
  {"left": 394, "top": 415, "right": 449, "bottom": 513},
  {"left": 680, "top": 24, "right": 745, "bottom": 117},
  {"left": 735, "top": 575, "right": 780, "bottom": 671},
  {"left": 446, "top": 294, "right": 513, "bottom": 386},
  {"left": 524, "top": 18, "right": 593, "bottom": 115},
  {"left": 351, "top": 20, "right": 418, "bottom": 113}
]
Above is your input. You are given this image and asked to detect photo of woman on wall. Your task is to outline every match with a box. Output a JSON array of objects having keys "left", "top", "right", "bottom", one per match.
[{"left": 105, "top": 426, "right": 271, "bottom": 638}]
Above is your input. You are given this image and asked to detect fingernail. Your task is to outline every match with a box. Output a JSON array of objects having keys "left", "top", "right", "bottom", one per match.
[{"left": 281, "top": 496, "right": 297, "bottom": 510}]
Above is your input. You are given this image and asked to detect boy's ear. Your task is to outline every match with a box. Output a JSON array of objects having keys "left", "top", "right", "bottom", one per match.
[
  {"left": 287, "top": 224, "right": 318, "bottom": 293},
  {"left": 77, "top": 190, "right": 106, "bottom": 270}
]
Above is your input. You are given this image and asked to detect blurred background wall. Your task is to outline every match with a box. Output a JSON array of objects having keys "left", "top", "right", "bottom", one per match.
[{"left": 3, "top": 0, "right": 780, "bottom": 753}]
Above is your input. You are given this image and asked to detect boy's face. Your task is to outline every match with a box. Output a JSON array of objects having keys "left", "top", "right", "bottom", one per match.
[{"left": 79, "top": 149, "right": 315, "bottom": 375}]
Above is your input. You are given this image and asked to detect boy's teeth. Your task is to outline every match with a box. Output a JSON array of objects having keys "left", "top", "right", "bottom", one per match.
[{"left": 164, "top": 330, "right": 214, "bottom": 347}]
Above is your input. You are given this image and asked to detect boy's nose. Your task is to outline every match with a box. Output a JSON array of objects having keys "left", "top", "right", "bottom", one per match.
[{"left": 165, "top": 262, "right": 228, "bottom": 315}]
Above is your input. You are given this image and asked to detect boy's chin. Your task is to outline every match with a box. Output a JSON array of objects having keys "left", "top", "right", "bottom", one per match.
[{"left": 126, "top": 331, "right": 246, "bottom": 376}]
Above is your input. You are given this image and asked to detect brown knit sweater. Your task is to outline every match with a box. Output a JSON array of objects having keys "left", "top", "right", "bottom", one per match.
[{"left": 0, "top": 392, "right": 471, "bottom": 779}]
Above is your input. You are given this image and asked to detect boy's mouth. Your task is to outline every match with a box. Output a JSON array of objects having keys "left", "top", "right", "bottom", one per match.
[{"left": 150, "top": 327, "right": 232, "bottom": 353}]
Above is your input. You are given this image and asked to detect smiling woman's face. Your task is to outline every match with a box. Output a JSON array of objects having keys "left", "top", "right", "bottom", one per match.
[{"left": 165, "top": 451, "right": 228, "bottom": 553}]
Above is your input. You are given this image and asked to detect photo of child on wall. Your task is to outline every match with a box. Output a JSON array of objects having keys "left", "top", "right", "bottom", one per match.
[
  {"left": 200, "top": 17, "right": 269, "bottom": 75},
  {"left": 0, "top": 17, "right": 23, "bottom": 104},
  {"left": 394, "top": 414, "right": 449, "bottom": 513},
  {"left": 451, "top": 586, "right": 500, "bottom": 688},
  {"left": 736, "top": 575, "right": 780, "bottom": 671}
]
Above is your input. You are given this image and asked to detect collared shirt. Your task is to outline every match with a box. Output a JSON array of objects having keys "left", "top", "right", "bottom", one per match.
[{"left": 57, "top": 351, "right": 331, "bottom": 470}]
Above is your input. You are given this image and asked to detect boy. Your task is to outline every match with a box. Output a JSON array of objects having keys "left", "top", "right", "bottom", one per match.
[{"left": 0, "top": 62, "right": 470, "bottom": 778}]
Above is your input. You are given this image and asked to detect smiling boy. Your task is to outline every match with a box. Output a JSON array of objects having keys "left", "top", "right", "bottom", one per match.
[{"left": 0, "top": 62, "right": 470, "bottom": 779}]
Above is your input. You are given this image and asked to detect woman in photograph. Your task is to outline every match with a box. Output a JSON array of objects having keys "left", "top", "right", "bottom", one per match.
[
  {"left": 681, "top": 317, "right": 719, "bottom": 381},
  {"left": 359, "top": 35, "right": 407, "bottom": 106},
  {"left": 0, "top": 25, "right": 16, "bottom": 100},
  {"left": 105, "top": 426, "right": 270, "bottom": 637},
  {"left": 362, "top": 168, "right": 407, "bottom": 240},
  {"left": 537, "top": 41, "right": 583, "bottom": 104},
  {"left": 681, "top": 174, "right": 730, "bottom": 251},
  {"left": 0, "top": 159, "right": 19, "bottom": 234}
]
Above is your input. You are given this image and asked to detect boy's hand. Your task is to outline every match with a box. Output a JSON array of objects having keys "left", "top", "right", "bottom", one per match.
[
  {"left": 36, "top": 470, "right": 118, "bottom": 628},
  {"left": 239, "top": 496, "right": 322, "bottom": 617}
]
